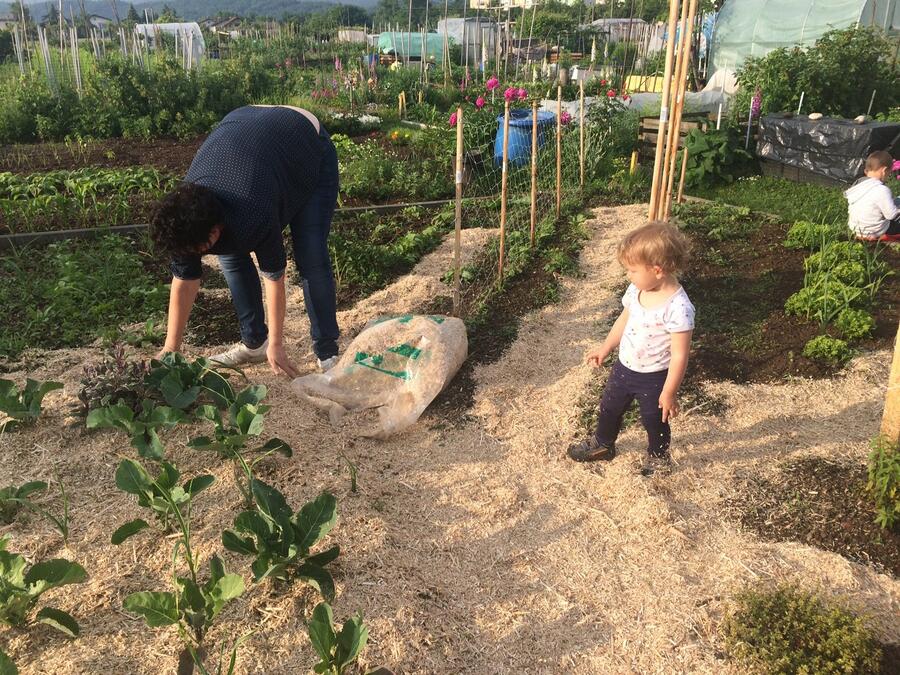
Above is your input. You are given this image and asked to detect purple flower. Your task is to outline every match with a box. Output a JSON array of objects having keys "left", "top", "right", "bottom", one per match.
[
  {"left": 560, "top": 111, "right": 572, "bottom": 125},
  {"left": 751, "top": 87, "right": 762, "bottom": 119}
]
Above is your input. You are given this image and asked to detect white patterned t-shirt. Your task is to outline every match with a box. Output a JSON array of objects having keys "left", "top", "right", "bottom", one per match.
[{"left": 618, "top": 283, "right": 695, "bottom": 373}]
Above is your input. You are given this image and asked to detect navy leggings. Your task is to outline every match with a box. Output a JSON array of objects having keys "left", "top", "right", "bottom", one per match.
[{"left": 594, "top": 361, "right": 670, "bottom": 457}]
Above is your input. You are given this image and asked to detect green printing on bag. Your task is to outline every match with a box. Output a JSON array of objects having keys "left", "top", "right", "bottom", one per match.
[{"left": 387, "top": 343, "right": 422, "bottom": 359}]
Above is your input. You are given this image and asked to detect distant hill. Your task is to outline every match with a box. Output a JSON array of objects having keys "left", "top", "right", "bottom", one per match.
[{"left": 20, "top": 0, "right": 377, "bottom": 22}]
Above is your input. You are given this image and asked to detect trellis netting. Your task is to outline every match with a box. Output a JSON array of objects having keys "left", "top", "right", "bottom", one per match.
[{"left": 708, "top": 0, "right": 900, "bottom": 89}]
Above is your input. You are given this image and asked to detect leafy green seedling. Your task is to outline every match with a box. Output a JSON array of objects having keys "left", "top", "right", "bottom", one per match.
[
  {"left": 147, "top": 353, "right": 239, "bottom": 411},
  {"left": 308, "top": 602, "right": 369, "bottom": 675},
  {"left": 124, "top": 555, "right": 245, "bottom": 674},
  {"left": 223, "top": 479, "right": 339, "bottom": 597},
  {"left": 188, "top": 386, "right": 291, "bottom": 505},
  {"left": 0, "top": 379, "right": 63, "bottom": 432},
  {"left": 0, "top": 535, "right": 87, "bottom": 637},
  {"left": 111, "top": 458, "right": 214, "bottom": 543},
  {"left": 86, "top": 400, "right": 186, "bottom": 459},
  {"left": 0, "top": 481, "right": 47, "bottom": 523}
]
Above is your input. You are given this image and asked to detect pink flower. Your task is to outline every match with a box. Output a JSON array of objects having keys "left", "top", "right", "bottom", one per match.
[
  {"left": 893, "top": 160, "right": 900, "bottom": 173},
  {"left": 623, "top": 92, "right": 631, "bottom": 102},
  {"left": 560, "top": 111, "right": 572, "bottom": 125},
  {"left": 517, "top": 87, "right": 527, "bottom": 101},
  {"left": 504, "top": 87, "right": 516, "bottom": 102},
  {"left": 607, "top": 89, "right": 617, "bottom": 98},
  {"left": 285, "top": 57, "right": 293, "bottom": 68},
  {"left": 599, "top": 79, "right": 607, "bottom": 86},
  {"left": 449, "top": 112, "right": 458, "bottom": 127},
  {"left": 486, "top": 76, "right": 500, "bottom": 91},
  {"left": 751, "top": 86, "right": 762, "bottom": 119},
  {"left": 475, "top": 96, "right": 486, "bottom": 109},
  {"left": 334, "top": 57, "right": 342, "bottom": 71}
]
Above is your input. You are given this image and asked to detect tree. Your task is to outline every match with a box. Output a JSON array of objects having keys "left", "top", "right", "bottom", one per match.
[
  {"left": 156, "top": 3, "right": 180, "bottom": 22},
  {"left": 126, "top": 4, "right": 140, "bottom": 25},
  {"left": 45, "top": 3, "right": 59, "bottom": 27},
  {"left": 373, "top": 0, "right": 428, "bottom": 31},
  {"left": 9, "top": 1, "right": 32, "bottom": 26}
]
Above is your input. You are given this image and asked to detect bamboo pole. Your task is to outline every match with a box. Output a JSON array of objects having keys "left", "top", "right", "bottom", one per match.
[
  {"left": 676, "top": 147, "right": 689, "bottom": 205},
  {"left": 658, "top": 0, "right": 690, "bottom": 222},
  {"left": 663, "top": 0, "right": 699, "bottom": 221},
  {"left": 648, "top": 0, "right": 682, "bottom": 221},
  {"left": 556, "top": 84, "right": 562, "bottom": 218},
  {"left": 579, "top": 77, "right": 585, "bottom": 189},
  {"left": 881, "top": 321, "right": 900, "bottom": 442},
  {"left": 499, "top": 101, "right": 511, "bottom": 280},
  {"left": 530, "top": 100, "right": 538, "bottom": 248},
  {"left": 453, "top": 106, "right": 464, "bottom": 317}
]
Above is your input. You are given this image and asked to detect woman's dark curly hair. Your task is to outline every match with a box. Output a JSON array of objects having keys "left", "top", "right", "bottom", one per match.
[{"left": 150, "top": 182, "right": 225, "bottom": 255}]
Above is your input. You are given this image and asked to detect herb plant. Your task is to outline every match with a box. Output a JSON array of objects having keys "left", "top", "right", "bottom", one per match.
[
  {"left": 222, "top": 479, "right": 339, "bottom": 597},
  {"left": 78, "top": 345, "right": 150, "bottom": 416},
  {"left": 0, "top": 379, "right": 63, "bottom": 432},
  {"left": 835, "top": 308, "right": 875, "bottom": 341},
  {"left": 308, "top": 602, "right": 369, "bottom": 675},
  {"left": 0, "top": 536, "right": 87, "bottom": 638},
  {"left": 867, "top": 436, "right": 899, "bottom": 530},
  {"left": 111, "top": 458, "right": 214, "bottom": 543},
  {"left": 86, "top": 400, "right": 186, "bottom": 460}
]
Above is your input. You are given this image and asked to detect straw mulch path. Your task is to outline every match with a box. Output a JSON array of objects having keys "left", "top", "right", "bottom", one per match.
[{"left": 0, "top": 208, "right": 897, "bottom": 674}]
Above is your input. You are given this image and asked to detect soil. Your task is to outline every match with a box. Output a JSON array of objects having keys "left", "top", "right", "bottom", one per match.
[
  {"left": 725, "top": 456, "right": 900, "bottom": 577},
  {"left": 0, "top": 136, "right": 205, "bottom": 175},
  {"left": 184, "top": 291, "right": 239, "bottom": 347},
  {"left": 680, "top": 215, "right": 900, "bottom": 386}
]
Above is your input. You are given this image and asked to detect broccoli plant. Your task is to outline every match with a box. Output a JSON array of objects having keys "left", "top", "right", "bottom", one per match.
[
  {"left": 307, "top": 602, "right": 369, "bottom": 675},
  {"left": 86, "top": 400, "right": 186, "bottom": 459},
  {"left": 188, "top": 386, "right": 291, "bottom": 505},
  {"left": 147, "top": 353, "right": 240, "bottom": 411},
  {"left": 223, "top": 479, "right": 338, "bottom": 597},
  {"left": 0, "top": 536, "right": 87, "bottom": 638},
  {"left": 0, "top": 379, "right": 63, "bottom": 432},
  {"left": 121, "top": 469, "right": 244, "bottom": 675},
  {"left": 111, "top": 458, "right": 214, "bottom": 543}
]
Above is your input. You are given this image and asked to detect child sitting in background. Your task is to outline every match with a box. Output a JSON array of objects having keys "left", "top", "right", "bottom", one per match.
[
  {"left": 845, "top": 150, "right": 900, "bottom": 239},
  {"left": 568, "top": 222, "right": 694, "bottom": 476}
]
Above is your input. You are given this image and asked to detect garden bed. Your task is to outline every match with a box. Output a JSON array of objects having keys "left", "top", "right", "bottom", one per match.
[{"left": 725, "top": 456, "right": 900, "bottom": 577}]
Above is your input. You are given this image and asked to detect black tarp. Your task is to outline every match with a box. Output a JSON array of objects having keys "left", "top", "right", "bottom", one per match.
[{"left": 757, "top": 115, "right": 900, "bottom": 185}]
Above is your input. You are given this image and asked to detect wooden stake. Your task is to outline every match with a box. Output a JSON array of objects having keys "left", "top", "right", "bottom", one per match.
[
  {"left": 530, "top": 100, "right": 538, "bottom": 247},
  {"left": 556, "top": 84, "right": 562, "bottom": 218},
  {"left": 659, "top": 0, "right": 690, "bottom": 222},
  {"left": 453, "top": 106, "right": 464, "bottom": 317},
  {"left": 664, "top": 0, "right": 699, "bottom": 221},
  {"left": 579, "top": 78, "right": 585, "bottom": 189},
  {"left": 648, "top": 0, "right": 682, "bottom": 221},
  {"left": 499, "top": 101, "right": 511, "bottom": 279},
  {"left": 882, "top": 320, "right": 900, "bottom": 442},
  {"left": 676, "top": 147, "right": 689, "bottom": 204}
]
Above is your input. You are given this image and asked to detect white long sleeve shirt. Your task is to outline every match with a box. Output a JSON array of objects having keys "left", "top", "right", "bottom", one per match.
[{"left": 844, "top": 177, "right": 900, "bottom": 237}]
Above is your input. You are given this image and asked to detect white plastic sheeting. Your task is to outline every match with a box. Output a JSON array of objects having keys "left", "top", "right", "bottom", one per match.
[{"left": 135, "top": 22, "right": 206, "bottom": 67}]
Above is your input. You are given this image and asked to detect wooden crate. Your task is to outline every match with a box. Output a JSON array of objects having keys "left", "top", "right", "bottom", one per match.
[{"left": 637, "top": 113, "right": 710, "bottom": 164}]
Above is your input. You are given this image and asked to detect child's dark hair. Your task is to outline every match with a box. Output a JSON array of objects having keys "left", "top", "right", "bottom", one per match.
[
  {"left": 866, "top": 150, "right": 893, "bottom": 172},
  {"left": 617, "top": 221, "right": 691, "bottom": 274},
  {"left": 150, "top": 182, "right": 224, "bottom": 255}
]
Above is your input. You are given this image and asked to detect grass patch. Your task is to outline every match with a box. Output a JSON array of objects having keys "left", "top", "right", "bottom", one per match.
[
  {"left": 692, "top": 176, "right": 847, "bottom": 226},
  {"left": 0, "top": 235, "right": 167, "bottom": 359}
]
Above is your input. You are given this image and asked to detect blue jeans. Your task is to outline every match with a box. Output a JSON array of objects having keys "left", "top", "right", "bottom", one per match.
[{"left": 218, "top": 128, "right": 340, "bottom": 359}]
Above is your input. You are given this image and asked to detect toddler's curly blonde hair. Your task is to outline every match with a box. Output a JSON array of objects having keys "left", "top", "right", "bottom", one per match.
[{"left": 617, "top": 221, "right": 690, "bottom": 275}]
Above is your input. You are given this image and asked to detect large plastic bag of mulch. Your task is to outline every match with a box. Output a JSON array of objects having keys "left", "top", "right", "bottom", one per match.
[{"left": 291, "top": 315, "right": 467, "bottom": 438}]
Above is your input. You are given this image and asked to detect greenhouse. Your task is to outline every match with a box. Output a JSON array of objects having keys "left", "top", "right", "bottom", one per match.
[
  {"left": 710, "top": 0, "right": 900, "bottom": 77},
  {"left": 377, "top": 31, "right": 445, "bottom": 63}
]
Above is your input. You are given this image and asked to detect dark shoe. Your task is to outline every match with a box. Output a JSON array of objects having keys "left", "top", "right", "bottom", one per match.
[
  {"left": 640, "top": 454, "right": 672, "bottom": 477},
  {"left": 568, "top": 437, "right": 616, "bottom": 462}
]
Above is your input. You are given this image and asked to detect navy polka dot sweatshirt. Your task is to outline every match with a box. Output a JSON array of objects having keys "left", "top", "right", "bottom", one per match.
[{"left": 170, "top": 106, "right": 324, "bottom": 280}]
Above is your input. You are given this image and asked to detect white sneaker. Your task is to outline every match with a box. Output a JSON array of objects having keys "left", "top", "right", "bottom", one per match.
[
  {"left": 317, "top": 355, "right": 339, "bottom": 372},
  {"left": 210, "top": 339, "right": 269, "bottom": 367}
]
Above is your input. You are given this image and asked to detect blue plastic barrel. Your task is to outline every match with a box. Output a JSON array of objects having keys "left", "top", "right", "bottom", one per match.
[{"left": 493, "top": 109, "right": 557, "bottom": 167}]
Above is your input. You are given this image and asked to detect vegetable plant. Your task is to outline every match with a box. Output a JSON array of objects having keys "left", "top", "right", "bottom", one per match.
[
  {"left": 78, "top": 345, "right": 150, "bottom": 416},
  {"left": 0, "top": 536, "right": 87, "bottom": 638},
  {"left": 111, "top": 458, "right": 214, "bottom": 544},
  {"left": 188, "top": 386, "right": 292, "bottom": 505},
  {"left": 147, "top": 353, "right": 239, "bottom": 411},
  {"left": 0, "top": 481, "right": 47, "bottom": 523},
  {"left": 86, "top": 400, "right": 186, "bottom": 460},
  {"left": 835, "top": 308, "right": 875, "bottom": 341},
  {"left": 867, "top": 435, "right": 899, "bottom": 530},
  {"left": 802, "top": 335, "right": 851, "bottom": 366},
  {"left": 122, "top": 466, "right": 244, "bottom": 674},
  {"left": 222, "top": 479, "right": 338, "bottom": 597},
  {"left": 681, "top": 128, "right": 751, "bottom": 189},
  {"left": 307, "top": 602, "right": 369, "bottom": 675},
  {"left": 0, "top": 379, "right": 63, "bottom": 432},
  {"left": 783, "top": 220, "right": 846, "bottom": 251}
]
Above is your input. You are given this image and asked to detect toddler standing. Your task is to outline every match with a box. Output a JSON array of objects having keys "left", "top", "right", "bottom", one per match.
[{"left": 568, "top": 222, "right": 694, "bottom": 476}]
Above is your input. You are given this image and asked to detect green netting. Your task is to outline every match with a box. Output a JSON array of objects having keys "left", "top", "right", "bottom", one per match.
[
  {"left": 377, "top": 32, "right": 446, "bottom": 62},
  {"left": 709, "top": 0, "right": 900, "bottom": 74}
]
